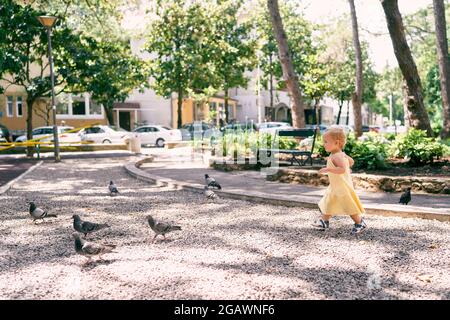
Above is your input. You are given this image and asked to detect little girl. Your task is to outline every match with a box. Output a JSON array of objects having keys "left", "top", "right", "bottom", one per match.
[{"left": 313, "top": 127, "right": 366, "bottom": 235}]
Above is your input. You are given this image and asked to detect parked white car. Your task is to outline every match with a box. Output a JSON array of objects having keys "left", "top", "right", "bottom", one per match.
[
  {"left": 79, "top": 125, "right": 131, "bottom": 144},
  {"left": 133, "top": 125, "right": 182, "bottom": 147},
  {"left": 15, "top": 126, "right": 80, "bottom": 143},
  {"left": 258, "top": 122, "right": 292, "bottom": 135},
  {"left": 328, "top": 124, "right": 354, "bottom": 134},
  {"left": 381, "top": 125, "right": 407, "bottom": 134}
]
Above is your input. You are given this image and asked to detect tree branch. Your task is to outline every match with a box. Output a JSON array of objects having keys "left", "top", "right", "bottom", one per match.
[{"left": 360, "top": 26, "right": 388, "bottom": 36}]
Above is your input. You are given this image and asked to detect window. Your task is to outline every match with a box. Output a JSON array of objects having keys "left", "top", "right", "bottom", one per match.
[
  {"left": 16, "top": 97, "right": 23, "bottom": 117},
  {"left": 42, "top": 128, "right": 54, "bottom": 135},
  {"left": 72, "top": 100, "right": 86, "bottom": 115},
  {"left": 135, "top": 127, "right": 148, "bottom": 133},
  {"left": 147, "top": 127, "right": 159, "bottom": 132},
  {"left": 33, "top": 129, "right": 43, "bottom": 135},
  {"left": 56, "top": 101, "right": 69, "bottom": 115},
  {"left": 6, "top": 96, "right": 13, "bottom": 117},
  {"left": 85, "top": 127, "right": 104, "bottom": 134},
  {"left": 227, "top": 105, "right": 233, "bottom": 118},
  {"left": 89, "top": 101, "right": 102, "bottom": 115},
  {"left": 162, "top": 126, "right": 172, "bottom": 130}
]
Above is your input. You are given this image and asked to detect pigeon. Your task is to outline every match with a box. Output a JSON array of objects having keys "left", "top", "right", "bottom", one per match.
[
  {"left": 146, "top": 215, "right": 181, "bottom": 242},
  {"left": 28, "top": 202, "right": 57, "bottom": 223},
  {"left": 399, "top": 187, "right": 412, "bottom": 205},
  {"left": 72, "top": 233, "right": 116, "bottom": 264},
  {"left": 109, "top": 181, "right": 119, "bottom": 196},
  {"left": 205, "top": 174, "right": 221, "bottom": 189},
  {"left": 72, "top": 214, "right": 110, "bottom": 237},
  {"left": 204, "top": 186, "right": 218, "bottom": 200}
]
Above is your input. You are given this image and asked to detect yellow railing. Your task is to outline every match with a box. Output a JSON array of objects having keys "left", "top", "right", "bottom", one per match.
[{"left": 0, "top": 123, "right": 101, "bottom": 153}]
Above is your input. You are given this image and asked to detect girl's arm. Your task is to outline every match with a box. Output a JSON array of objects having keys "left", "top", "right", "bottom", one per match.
[
  {"left": 319, "top": 154, "right": 346, "bottom": 175},
  {"left": 345, "top": 154, "right": 355, "bottom": 167}
]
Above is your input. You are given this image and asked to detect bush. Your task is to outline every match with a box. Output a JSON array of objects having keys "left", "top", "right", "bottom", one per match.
[
  {"left": 315, "top": 132, "right": 388, "bottom": 170},
  {"left": 278, "top": 137, "right": 298, "bottom": 150},
  {"left": 391, "top": 128, "right": 445, "bottom": 165},
  {"left": 351, "top": 134, "right": 388, "bottom": 170}
]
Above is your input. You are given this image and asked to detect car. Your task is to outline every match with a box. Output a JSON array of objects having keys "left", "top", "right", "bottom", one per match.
[
  {"left": 220, "top": 122, "right": 258, "bottom": 134},
  {"left": 15, "top": 126, "right": 79, "bottom": 143},
  {"left": 0, "top": 124, "right": 12, "bottom": 143},
  {"left": 180, "top": 121, "right": 221, "bottom": 142},
  {"left": 133, "top": 125, "right": 182, "bottom": 147},
  {"left": 79, "top": 125, "right": 131, "bottom": 144},
  {"left": 381, "top": 125, "right": 407, "bottom": 134},
  {"left": 305, "top": 124, "right": 328, "bottom": 134},
  {"left": 325, "top": 124, "right": 354, "bottom": 134},
  {"left": 257, "top": 122, "right": 292, "bottom": 135}
]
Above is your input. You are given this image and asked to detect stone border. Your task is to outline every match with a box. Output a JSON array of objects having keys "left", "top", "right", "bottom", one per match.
[
  {"left": 211, "top": 161, "right": 449, "bottom": 195},
  {"left": 125, "top": 157, "right": 450, "bottom": 222},
  {"left": 0, "top": 160, "right": 44, "bottom": 195}
]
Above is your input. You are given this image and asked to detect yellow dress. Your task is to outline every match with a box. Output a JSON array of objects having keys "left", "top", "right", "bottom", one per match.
[{"left": 318, "top": 154, "right": 365, "bottom": 216}]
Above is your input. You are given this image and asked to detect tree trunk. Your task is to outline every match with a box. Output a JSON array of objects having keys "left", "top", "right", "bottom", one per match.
[
  {"left": 269, "top": 54, "right": 274, "bottom": 109},
  {"left": 402, "top": 80, "right": 411, "bottom": 128},
  {"left": 349, "top": 0, "right": 363, "bottom": 137},
  {"left": 224, "top": 85, "right": 229, "bottom": 124},
  {"left": 105, "top": 105, "right": 114, "bottom": 125},
  {"left": 267, "top": 0, "right": 305, "bottom": 128},
  {"left": 177, "top": 87, "right": 183, "bottom": 129},
  {"left": 346, "top": 100, "right": 350, "bottom": 126},
  {"left": 336, "top": 94, "right": 344, "bottom": 125},
  {"left": 432, "top": 0, "right": 450, "bottom": 138},
  {"left": 381, "top": 0, "right": 432, "bottom": 136},
  {"left": 314, "top": 98, "right": 320, "bottom": 125},
  {"left": 26, "top": 97, "right": 35, "bottom": 158}
]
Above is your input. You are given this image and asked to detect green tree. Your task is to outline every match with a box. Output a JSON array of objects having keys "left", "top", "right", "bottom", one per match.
[
  {"left": 0, "top": 1, "right": 83, "bottom": 155},
  {"left": 321, "top": 17, "right": 378, "bottom": 125},
  {"left": 210, "top": 0, "right": 257, "bottom": 123},
  {"left": 255, "top": 0, "right": 324, "bottom": 125},
  {"left": 16, "top": 0, "right": 133, "bottom": 41},
  {"left": 60, "top": 37, "right": 150, "bottom": 125},
  {"left": 145, "top": 0, "right": 218, "bottom": 128}
]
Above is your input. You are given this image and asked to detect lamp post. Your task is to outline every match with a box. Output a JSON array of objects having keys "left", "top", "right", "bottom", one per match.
[{"left": 38, "top": 15, "right": 60, "bottom": 162}]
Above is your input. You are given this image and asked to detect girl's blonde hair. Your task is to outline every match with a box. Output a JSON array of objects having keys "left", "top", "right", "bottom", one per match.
[{"left": 324, "top": 127, "right": 347, "bottom": 149}]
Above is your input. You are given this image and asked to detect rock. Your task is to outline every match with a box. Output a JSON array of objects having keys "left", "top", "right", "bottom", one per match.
[
  {"left": 379, "top": 178, "right": 395, "bottom": 192},
  {"left": 422, "top": 182, "right": 443, "bottom": 194},
  {"left": 443, "top": 185, "right": 450, "bottom": 194}
]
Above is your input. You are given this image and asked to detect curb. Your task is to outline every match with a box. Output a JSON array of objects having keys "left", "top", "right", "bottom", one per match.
[
  {"left": 0, "top": 160, "right": 44, "bottom": 195},
  {"left": 125, "top": 157, "right": 450, "bottom": 222}
]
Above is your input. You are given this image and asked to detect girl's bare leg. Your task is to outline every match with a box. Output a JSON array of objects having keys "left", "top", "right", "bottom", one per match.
[
  {"left": 350, "top": 214, "right": 362, "bottom": 224},
  {"left": 321, "top": 214, "right": 332, "bottom": 221}
]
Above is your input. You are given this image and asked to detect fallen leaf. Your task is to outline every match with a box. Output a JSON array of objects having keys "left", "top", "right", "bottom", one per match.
[
  {"left": 417, "top": 274, "right": 432, "bottom": 283},
  {"left": 359, "top": 240, "right": 368, "bottom": 244},
  {"left": 428, "top": 244, "right": 439, "bottom": 249}
]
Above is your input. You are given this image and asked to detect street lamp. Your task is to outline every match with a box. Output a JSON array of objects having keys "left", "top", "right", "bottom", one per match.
[{"left": 38, "top": 15, "right": 60, "bottom": 162}]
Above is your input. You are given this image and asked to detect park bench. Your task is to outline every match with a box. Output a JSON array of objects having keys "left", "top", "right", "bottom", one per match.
[{"left": 258, "top": 128, "right": 318, "bottom": 166}]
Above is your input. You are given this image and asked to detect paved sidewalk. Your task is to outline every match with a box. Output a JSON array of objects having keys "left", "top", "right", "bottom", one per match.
[
  {"left": 0, "top": 158, "right": 38, "bottom": 187},
  {"left": 138, "top": 147, "right": 450, "bottom": 219}
]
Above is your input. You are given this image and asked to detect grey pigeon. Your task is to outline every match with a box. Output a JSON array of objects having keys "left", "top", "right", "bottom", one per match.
[
  {"left": 399, "top": 187, "right": 412, "bottom": 205},
  {"left": 146, "top": 215, "right": 181, "bottom": 242},
  {"left": 109, "top": 181, "right": 119, "bottom": 196},
  {"left": 72, "top": 214, "right": 110, "bottom": 237},
  {"left": 72, "top": 233, "right": 116, "bottom": 264},
  {"left": 205, "top": 174, "right": 221, "bottom": 189},
  {"left": 28, "top": 202, "right": 57, "bottom": 223},
  {"left": 204, "top": 186, "right": 217, "bottom": 200}
]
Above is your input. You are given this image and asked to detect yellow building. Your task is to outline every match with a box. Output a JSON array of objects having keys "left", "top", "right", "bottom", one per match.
[
  {"left": 0, "top": 62, "right": 108, "bottom": 135},
  {"left": 171, "top": 96, "right": 237, "bottom": 128},
  {"left": 0, "top": 90, "right": 108, "bottom": 133}
]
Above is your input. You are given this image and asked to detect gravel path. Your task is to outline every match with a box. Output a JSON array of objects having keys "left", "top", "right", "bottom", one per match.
[{"left": 0, "top": 156, "right": 449, "bottom": 299}]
